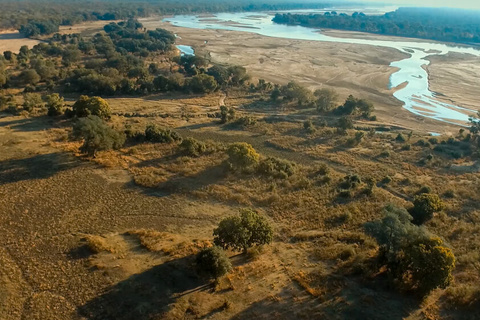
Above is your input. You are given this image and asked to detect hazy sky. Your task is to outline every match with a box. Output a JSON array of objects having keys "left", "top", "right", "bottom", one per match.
[{"left": 366, "top": 0, "right": 480, "bottom": 9}]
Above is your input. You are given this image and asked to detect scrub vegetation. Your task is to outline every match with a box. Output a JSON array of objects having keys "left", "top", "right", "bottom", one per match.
[{"left": 1, "top": 5, "right": 480, "bottom": 320}]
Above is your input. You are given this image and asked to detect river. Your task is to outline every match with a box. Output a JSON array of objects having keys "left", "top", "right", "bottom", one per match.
[{"left": 164, "top": 11, "right": 480, "bottom": 125}]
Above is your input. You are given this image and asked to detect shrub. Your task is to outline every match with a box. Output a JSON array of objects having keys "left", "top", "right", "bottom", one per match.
[
  {"left": 395, "top": 133, "right": 406, "bottom": 142},
  {"left": 401, "top": 144, "right": 411, "bottom": 151},
  {"left": 22, "top": 92, "right": 43, "bottom": 112},
  {"left": 188, "top": 74, "right": 218, "bottom": 93},
  {"left": 417, "top": 185, "right": 432, "bottom": 195},
  {"left": 381, "top": 175, "right": 393, "bottom": 184},
  {"left": 72, "top": 95, "right": 111, "bottom": 119},
  {"left": 213, "top": 208, "right": 273, "bottom": 254},
  {"left": 258, "top": 157, "right": 295, "bottom": 179},
  {"left": 234, "top": 116, "right": 256, "bottom": 127},
  {"left": 428, "top": 137, "right": 439, "bottom": 144},
  {"left": 179, "top": 137, "right": 206, "bottom": 156},
  {"left": 220, "top": 106, "right": 235, "bottom": 124},
  {"left": 378, "top": 150, "right": 391, "bottom": 158},
  {"left": 410, "top": 193, "right": 444, "bottom": 225},
  {"left": 144, "top": 124, "right": 182, "bottom": 143},
  {"left": 20, "top": 69, "right": 40, "bottom": 85},
  {"left": 339, "top": 174, "right": 362, "bottom": 189},
  {"left": 196, "top": 246, "right": 232, "bottom": 279},
  {"left": 72, "top": 115, "right": 125, "bottom": 156},
  {"left": 226, "top": 142, "right": 260, "bottom": 172},
  {"left": 365, "top": 205, "right": 455, "bottom": 296},
  {"left": 303, "top": 120, "right": 315, "bottom": 134},
  {"left": 398, "top": 237, "right": 455, "bottom": 295},
  {"left": 46, "top": 93, "right": 65, "bottom": 116}
]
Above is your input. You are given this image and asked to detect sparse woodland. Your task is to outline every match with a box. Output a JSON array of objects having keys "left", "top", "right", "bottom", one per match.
[{"left": 1, "top": 5, "right": 480, "bottom": 320}]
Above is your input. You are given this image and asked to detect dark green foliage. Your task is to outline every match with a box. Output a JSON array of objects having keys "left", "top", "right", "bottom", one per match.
[
  {"left": 213, "top": 208, "right": 273, "bottom": 253},
  {"left": 220, "top": 106, "right": 235, "bottom": 124},
  {"left": 336, "top": 116, "right": 354, "bottom": 134},
  {"left": 395, "top": 133, "right": 406, "bottom": 142},
  {"left": 303, "top": 120, "right": 315, "bottom": 134},
  {"left": 188, "top": 74, "right": 218, "bottom": 93},
  {"left": 72, "top": 115, "right": 125, "bottom": 156},
  {"left": 428, "top": 137, "right": 439, "bottom": 144},
  {"left": 196, "top": 246, "right": 232, "bottom": 279},
  {"left": 339, "top": 174, "right": 362, "bottom": 190},
  {"left": 144, "top": 124, "right": 182, "bottom": 143},
  {"left": 401, "top": 144, "right": 411, "bottom": 151},
  {"left": 365, "top": 205, "right": 455, "bottom": 295},
  {"left": 417, "top": 185, "right": 432, "bottom": 195},
  {"left": 72, "top": 95, "right": 111, "bottom": 119},
  {"left": 257, "top": 157, "right": 295, "bottom": 179},
  {"left": 20, "top": 69, "right": 40, "bottom": 86},
  {"left": 233, "top": 116, "right": 256, "bottom": 127},
  {"left": 409, "top": 193, "right": 444, "bottom": 225},
  {"left": 20, "top": 20, "right": 59, "bottom": 37},
  {"left": 335, "top": 95, "right": 374, "bottom": 118},
  {"left": 179, "top": 137, "right": 207, "bottom": 156},
  {"left": 280, "top": 81, "right": 314, "bottom": 107},
  {"left": 273, "top": 7, "right": 480, "bottom": 45}
]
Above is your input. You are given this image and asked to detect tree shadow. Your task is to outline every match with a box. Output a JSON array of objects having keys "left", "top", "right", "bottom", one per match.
[
  {"left": 78, "top": 255, "right": 209, "bottom": 320},
  {"left": 231, "top": 276, "right": 420, "bottom": 320},
  {"left": 0, "top": 152, "right": 77, "bottom": 185},
  {"left": 0, "top": 116, "right": 57, "bottom": 132}
]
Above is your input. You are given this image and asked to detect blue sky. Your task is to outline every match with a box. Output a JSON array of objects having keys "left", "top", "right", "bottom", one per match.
[{"left": 365, "top": 0, "right": 480, "bottom": 9}]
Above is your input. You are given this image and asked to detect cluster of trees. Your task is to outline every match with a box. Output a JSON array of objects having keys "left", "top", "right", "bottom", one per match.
[
  {"left": 366, "top": 204, "right": 455, "bottom": 295},
  {"left": 1, "top": 19, "right": 250, "bottom": 97},
  {"left": 273, "top": 7, "right": 480, "bottom": 45},
  {"left": 19, "top": 20, "right": 59, "bottom": 37},
  {"left": 197, "top": 208, "right": 273, "bottom": 279},
  {"left": 0, "top": 0, "right": 335, "bottom": 32}
]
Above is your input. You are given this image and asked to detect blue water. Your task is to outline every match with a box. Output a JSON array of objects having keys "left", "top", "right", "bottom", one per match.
[
  {"left": 165, "top": 12, "right": 480, "bottom": 125},
  {"left": 176, "top": 44, "right": 195, "bottom": 56}
]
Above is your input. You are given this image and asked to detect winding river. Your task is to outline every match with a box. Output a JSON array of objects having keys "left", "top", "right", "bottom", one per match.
[{"left": 164, "top": 11, "right": 480, "bottom": 125}]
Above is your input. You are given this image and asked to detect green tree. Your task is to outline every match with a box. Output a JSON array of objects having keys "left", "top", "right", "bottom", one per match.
[
  {"left": 213, "top": 208, "right": 273, "bottom": 254},
  {"left": 397, "top": 236, "right": 455, "bottom": 295},
  {"left": 179, "top": 137, "right": 206, "bottom": 156},
  {"left": 46, "top": 93, "right": 65, "bottom": 116},
  {"left": 314, "top": 88, "right": 338, "bottom": 112},
  {"left": 188, "top": 74, "right": 218, "bottom": 93},
  {"left": 20, "top": 69, "right": 40, "bottom": 86},
  {"left": 72, "top": 95, "right": 112, "bottom": 119},
  {"left": 144, "top": 124, "right": 182, "bottom": 143},
  {"left": 196, "top": 246, "right": 232, "bottom": 279},
  {"left": 72, "top": 115, "right": 125, "bottom": 156},
  {"left": 410, "top": 193, "right": 444, "bottom": 225},
  {"left": 226, "top": 142, "right": 260, "bottom": 172},
  {"left": 219, "top": 106, "right": 235, "bottom": 124},
  {"left": 22, "top": 93, "right": 43, "bottom": 112}
]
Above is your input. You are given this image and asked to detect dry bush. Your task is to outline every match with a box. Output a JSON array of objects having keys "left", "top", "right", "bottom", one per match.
[{"left": 84, "top": 235, "right": 117, "bottom": 254}]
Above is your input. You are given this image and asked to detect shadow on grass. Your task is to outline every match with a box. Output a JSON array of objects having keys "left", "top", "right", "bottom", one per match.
[
  {"left": 0, "top": 152, "right": 77, "bottom": 185},
  {"left": 78, "top": 255, "right": 210, "bottom": 320},
  {"left": 0, "top": 116, "right": 57, "bottom": 132},
  {"left": 231, "top": 276, "right": 420, "bottom": 320}
]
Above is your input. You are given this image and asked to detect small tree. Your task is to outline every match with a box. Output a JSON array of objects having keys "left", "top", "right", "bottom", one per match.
[
  {"left": 46, "top": 93, "right": 65, "bottom": 116},
  {"left": 20, "top": 69, "right": 40, "bottom": 85},
  {"left": 398, "top": 236, "right": 455, "bottom": 295},
  {"left": 220, "top": 106, "right": 235, "bottom": 124},
  {"left": 410, "top": 193, "right": 444, "bottom": 225},
  {"left": 179, "top": 137, "right": 206, "bottom": 156},
  {"left": 144, "top": 124, "right": 182, "bottom": 143},
  {"left": 226, "top": 142, "right": 260, "bottom": 172},
  {"left": 213, "top": 209, "right": 273, "bottom": 254},
  {"left": 196, "top": 246, "right": 232, "bottom": 279},
  {"left": 72, "top": 95, "right": 112, "bottom": 119},
  {"left": 314, "top": 88, "right": 338, "bottom": 112},
  {"left": 72, "top": 116, "right": 125, "bottom": 156},
  {"left": 22, "top": 93, "right": 43, "bottom": 112},
  {"left": 188, "top": 74, "right": 218, "bottom": 93}
]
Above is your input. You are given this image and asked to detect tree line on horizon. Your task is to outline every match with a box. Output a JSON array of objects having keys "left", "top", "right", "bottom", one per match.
[{"left": 273, "top": 7, "right": 480, "bottom": 45}]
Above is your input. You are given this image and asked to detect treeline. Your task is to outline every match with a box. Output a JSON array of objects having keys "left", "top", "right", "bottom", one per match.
[
  {"left": 0, "top": 0, "right": 339, "bottom": 36},
  {"left": 273, "top": 7, "right": 480, "bottom": 45},
  {"left": 0, "top": 18, "right": 251, "bottom": 100}
]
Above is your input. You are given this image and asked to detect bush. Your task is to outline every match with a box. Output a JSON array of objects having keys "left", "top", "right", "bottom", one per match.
[
  {"left": 339, "top": 174, "right": 362, "bottom": 189},
  {"left": 188, "top": 74, "right": 218, "bottom": 93},
  {"left": 303, "top": 120, "right": 315, "bottom": 134},
  {"left": 196, "top": 246, "right": 232, "bottom": 279},
  {"left": 72, "top": 115, "right": 125, "bottom": 156},
  {"left": 417, "top": 185, "right": 432, "bottom": 195},
  {"left": 213, "top": 208, "right": 273, "bottom": 254},
  {"left": 428, "top": 137, "right": 439, "bottom": 144},
  {"left": 401, "top": 144, "right": 411, "bottom": 151},
  {"left": 46, "top": 93, "right": 65, "bottom": 116},
  {"left": 258, "top": 157, "right": 295, "bottom": 179},
  {"left": 72, "top": 95, "right": 111, "bottom": 119},
  {"left": 410, "top": 193, "right": 444, "bottom": 225},
  {"left": 179, "top": 137, "right": 206, "bottom": 156},
  {"left": 144, "top": 124, "right": 182, "bottom": 143},
  {"left": 226, "top": 142, "right": 260, "bottom": 172},
  {"left": 365, "top": 205, "right": 455, "bottom": 296},
  {"left": 395, "top": 133, "right": 406, "bottom": 142},
  {"left": 220, "top": 106, "right": 235, "bottom": 124},
  {"left": 20, "top": 69, "right": 40, "bottom": 85},
  {"left": 22, "top": 92, "right": 43, "bottom": 112},
  {"left": 234, "top": 116, "right": 256, "bottom": 127}
]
